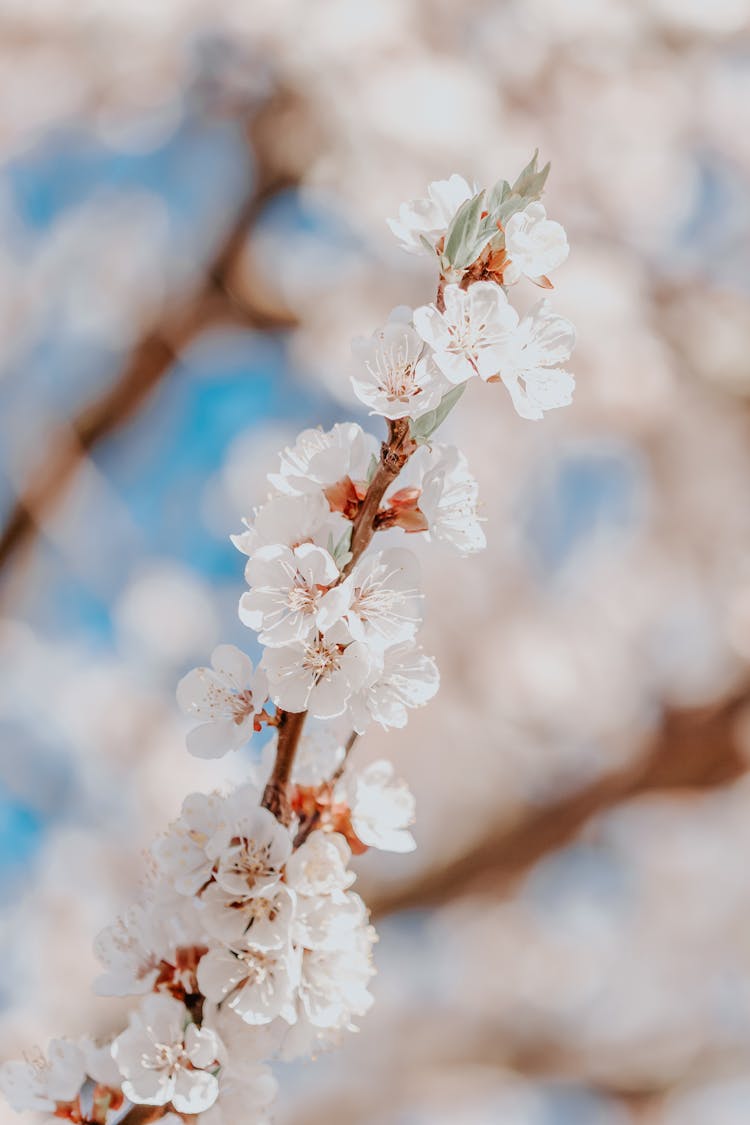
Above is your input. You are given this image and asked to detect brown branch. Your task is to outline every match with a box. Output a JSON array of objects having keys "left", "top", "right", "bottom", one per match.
[
  {"left": 370, "top": 689, "right": 749, "bottom": 917},
  {"left": 261, "top": 419, "right": 418, "bottom": 827},
  {"left": 116, "top": 1103, "right": 170, "bottom": 1125},
  {"left": 261, "top": 709, "right": 308, "bottom": 825},
  {"left": 0, "top": 126, "right": 298, "bottom": 576}
]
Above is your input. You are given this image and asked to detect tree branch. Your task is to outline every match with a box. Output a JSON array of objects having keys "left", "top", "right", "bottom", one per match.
[
  {"left": 0, "top": 126, "right": 298, "bottom": 576},
  {"left": 370, "top": 689, "right": 749, "bottom": 917}
]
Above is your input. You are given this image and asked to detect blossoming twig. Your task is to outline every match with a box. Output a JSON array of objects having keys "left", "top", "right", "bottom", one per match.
[{"left": 1, "top": 156, "right": 575, "bottom": 1125}]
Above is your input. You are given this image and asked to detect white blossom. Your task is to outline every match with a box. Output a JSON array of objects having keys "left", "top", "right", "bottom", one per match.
[
  {"left": 349, "top": 640, "right": 440, "bottom": 732},
  {"left": 294, "top": 891, "right": 368, "bottom": 955},
  {"left": 201, "top": 880, "right": 295, "bottom": 950},
  {"left": 268, "top": 422, "right": 378, "bottom": 496},
  {"left": 197, "top": 1068, "right": 278, "bottom": 1125},
  {"left": 151, "top": 790, "right": 227, "bottom": 897},
  {"left": 413, "top": 281, "right": 517, "bottom": 384},
  {"left": 231, "top": 490, "right": 348, "bottom": 557},
  {"left": 285, "top": 831, "right": 356, "bottom": 898},
  {"left": 93, "top": 888, "right": 205, "bottom": 998},
  {"left": 176, "top": 645, "right": 267, "bottom": 759},
  {"left": 197, "top": 943, "right": 300, "bottom": 1026},
  {"left": 78, "top": 1037, "right": 122, "bottom": 1090},
  {"left": 503, "top": 201, "right": 569, "bottom": 284},
  {"left": 0, "top": 1041, "right": 85, "bottom": 1114},
  {"left": 296, "top": 936, "right": 375, "bottom": 1031},
  {"left": 387, "top": 174, "right": 476, "bottom": 256},
  {"left": 261, "top": 624, "right": 370, "bottom": 719},
  {"left": 350, "top": 306, "right": 450, "bottom": 420},
  {"left": 239, "top": 543, "right": 348, "bottom": 647},
  {"left": 112, "top": 994, "right": 222, "bottom": 1114},
  {"left": 329, "top": 548, "right": 423, "bottom": 650},
  {"left": 206, "top": 801, "right": 292, "bottom": 900},
  {"left": 339, "top": 760, "right": 416, "bottom": 853},
  {"left": 415, "top": 444, "right": 486, "bottom": 554},
  {"left": 497, "top": 298, "right": 576, "bottom": 420}
]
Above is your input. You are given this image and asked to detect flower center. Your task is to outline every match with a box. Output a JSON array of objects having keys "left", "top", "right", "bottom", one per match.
[
  {"left": 367, "top": 337, "right": 421, "bottom": 403},
  {"left": 286, "top": 582, "right": 318, "bottom": 614},
  {"left": 302, "top": 637, "right": 341, "bottom": 682}
]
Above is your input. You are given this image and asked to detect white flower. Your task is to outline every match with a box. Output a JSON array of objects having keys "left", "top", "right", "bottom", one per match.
[
  {"left": 197, "top": 943, "right": 300, "bottom": 1026},
  {"left": 339, "top": 760, "right": 416, "bottom": 853},
  {"left": 328, "top": 548, "right": 423, "bottom": 651},
  {"left": 112, "top": 994, "right": 222, "bottom": 1114},
  {"left": 197, "top": 1068, "right": 277, "bottom": 1125},
  {"left": 261, "top": 624, "right": 370, "bottom": 719},
  {"left": 176, "top": 645, "right": 267, "bottom": 760},
  {"left": 497, "top": 298, "right": 576, "bottom": 420},
  {"left": 503, "top": 202, "right": 569, "bottom": 284},
  {"left": 0, "top": 1040, "right": 85, "bottom": 1113},
  {"left": 293, "top": 891, "right": 368, "bottom": 954},
  {"left": 239, "top": 543, "right": 348, "bottom": 647},
  {"left": 151, "top": 790, "right": 227, "bottom": 896},
  {"left": 387, "top": 174, "right": 476, "bottom": 256},
  {"left": 414, "top": 281, "right": 517, "bottom": 384},
  {"left": 200, "top": 881, "right": 295, "bottom": 950},
  {"left": 285, "top": 831, "right": 356, "bottom": 898},
  {"left": 268, "top": 423, "right": 378, "bottom": 496},
  {"left": 206, "top": 802, "right": 292, "bottom": 901},
  {"left": 78, "top": 1037, "right": 122, "bottom": 1089},
  {"left": 297, "top": 937, "right": 375, "bottom": 1030},
  {"left": 349, "top": 640, "right": 440, "bottom": 732},
  {"left": 231, "top": 490, "right": 348, "bottom": 557},
  {"left": 351, "top": 306, "right": 450, "bottom": 420},
  {"left": 413, "top": 444, "right": 486, "bottom": 555},
  {"left": 197, "top": 1004, "right": 280, "bottom": 1119},
  {"left": 93, "top": 888, "right": 205, "bottom": 998}
]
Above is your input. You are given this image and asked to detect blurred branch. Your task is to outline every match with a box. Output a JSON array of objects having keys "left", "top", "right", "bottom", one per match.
[
  {"left": 0, "top": 104, "right": 299, "bottom": 577},
  {"left": 372, "top": 690, "right": 749, "bottom": 917}
]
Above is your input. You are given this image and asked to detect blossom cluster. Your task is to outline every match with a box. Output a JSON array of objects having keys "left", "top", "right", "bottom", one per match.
[{"left": 0, "top": 157, "right": 574, "bottom": 1125}]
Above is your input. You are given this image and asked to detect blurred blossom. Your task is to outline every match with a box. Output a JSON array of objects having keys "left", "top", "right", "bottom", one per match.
[{"left": 114, "top": 561, "right": 219, "bottom": 669}]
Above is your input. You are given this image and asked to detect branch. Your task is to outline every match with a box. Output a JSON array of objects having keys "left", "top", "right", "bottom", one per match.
[
  {"left": 261, "top": 418, "right": 418, "bottom": 826},
  {"left": 0, "top": 128, "right": 298, "bottom": 576},
  {"left": 370, "top": 688, "right": 749, "bottom": 917}
]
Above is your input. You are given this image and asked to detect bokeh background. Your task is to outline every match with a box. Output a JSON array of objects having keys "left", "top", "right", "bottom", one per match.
[{"left": 2, "top": 2, "right": 750, "bottom": 1122}]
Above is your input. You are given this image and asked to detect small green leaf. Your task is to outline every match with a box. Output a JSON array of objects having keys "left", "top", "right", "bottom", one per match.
[
  {"left": 485, "top": 178, "right": 511, "bottom": 216},
  {"left": 511, "top": 149, "right": 550, "bottom": 202},
  {"left": 409, "top": 384, "right": 466, "bottom": 446},
  {"left": 443, "top": 190, "right": 486, "bottom": 269},
  {"left": 331, "top": 526, "right": 353, "bottom": 570},
  {"left": 365, "top": 453, "right": 379, "bottom": 484}
]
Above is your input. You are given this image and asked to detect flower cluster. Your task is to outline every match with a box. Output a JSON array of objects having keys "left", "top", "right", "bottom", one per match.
[{"left": 1, "top": 157, "right": 574, "bottom": 1125}]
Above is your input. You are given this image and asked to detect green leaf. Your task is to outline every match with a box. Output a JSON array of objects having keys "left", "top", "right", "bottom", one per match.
[
  {"left": 330, "top": 526, "right": 353, "bottom": 571},
  {"left": 511, "top": 149, "right": 550, "bottom": 202},
  {"left": 485, "top": 178, "right": 511, "bottom": 216},
  {"left": 443, "top": 190, "right": 486, "bottom": 269},
  {"left": 365, "top": 453, "right": 379, "bottom": 485},
  {"left": 409, "top": 384, "right": 466, "bottom": 446}
]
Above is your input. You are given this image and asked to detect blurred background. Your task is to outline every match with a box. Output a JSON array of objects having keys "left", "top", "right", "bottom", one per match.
[{"left": 1, "top": 2, "right": 750, "bottom": 1122}]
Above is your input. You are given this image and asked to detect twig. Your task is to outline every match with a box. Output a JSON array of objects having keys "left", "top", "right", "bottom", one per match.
[
  {"left": 261, "top": 418, "right": 418, "bottom": 826},
  {"left": 0, "top": 125, "right": 298, "bottom": 576}
]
